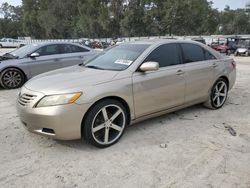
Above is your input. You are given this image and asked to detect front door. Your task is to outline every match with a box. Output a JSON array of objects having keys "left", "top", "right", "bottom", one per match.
[
  {"left": 132, "top": 43, "right": 185, "bottom": 118},
  {"left": 27, "top": 44, "right": 62, "bottom": 77}
]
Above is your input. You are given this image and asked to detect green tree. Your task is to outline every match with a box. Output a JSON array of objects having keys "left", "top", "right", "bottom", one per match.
[{"left": 0, "top": 3, "right": 24, "bottom": 38}]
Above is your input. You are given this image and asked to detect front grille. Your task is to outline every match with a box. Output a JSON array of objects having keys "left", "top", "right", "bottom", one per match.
[{"left": 18, "top": 93, "right": 37, "bottom": 106}]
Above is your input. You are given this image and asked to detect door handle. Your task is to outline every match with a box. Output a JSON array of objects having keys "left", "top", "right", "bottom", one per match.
[
  {"left": 212, "top": 63, "right": 218, "bottom": 68},
  {"left": 79, "top": 56, "right": 84, "bottom": 59},
  {"left": 176, "top": 70, "right": 185, "bottom": 75}
]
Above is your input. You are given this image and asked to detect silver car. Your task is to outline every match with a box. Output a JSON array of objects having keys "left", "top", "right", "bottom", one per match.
[
  {"left": 0, "top": 42, "right": 96, "bottom": 89},
  {"left": 17, "top": 40, "right": 236, "bottom": 148}
]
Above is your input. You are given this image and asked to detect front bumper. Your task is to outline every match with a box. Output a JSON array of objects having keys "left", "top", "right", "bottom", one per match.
[{"left": 16, "top": 87, "right": 91, "bottom": 140}]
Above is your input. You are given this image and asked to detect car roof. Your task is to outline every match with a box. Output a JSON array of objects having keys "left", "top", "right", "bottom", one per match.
[
  {"left": 124, "top": 39, "right": 202, "bottom": 46},
  {"left": 26, "top": 41, "right": 93, "bottom": 50}
]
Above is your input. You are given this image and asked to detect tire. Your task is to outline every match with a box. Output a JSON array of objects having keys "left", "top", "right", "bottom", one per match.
[
  {"left": 204, "top": 78, "right": 228, "bottom": 110},
  {"left": 0, "top": 44, "right": 2, "bottom": 48},
  {"left": 0, "top": 68, "right": 26, "bottom": 89},
  {"left": 245, "top": 51, "right": 249, "bottom": 57},
  {"left": 234, "top": 52, "right": 239, "bottom": 56},
  {"left": 82, "top": 99, "right": 128, "bottom": 148}
]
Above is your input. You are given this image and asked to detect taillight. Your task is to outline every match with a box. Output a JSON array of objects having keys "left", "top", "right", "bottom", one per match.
[{"left": 231, "top": 60, "right": 236, "bottom": 69}]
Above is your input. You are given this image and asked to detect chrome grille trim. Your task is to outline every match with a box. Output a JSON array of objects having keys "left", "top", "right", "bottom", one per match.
[{"left": 18, "top": 93, "right": 37, "bottom": 106}]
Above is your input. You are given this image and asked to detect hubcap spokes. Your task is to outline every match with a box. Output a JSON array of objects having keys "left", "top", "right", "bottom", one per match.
[
  {"left": 92, "top": 105, "right": 125, "bottom": 145},
  {"left": 213, "top": 81, "right": 227, "bottom": 107},
  {"left": 3, "top": 71, "right": 22, "bottom": 88}
]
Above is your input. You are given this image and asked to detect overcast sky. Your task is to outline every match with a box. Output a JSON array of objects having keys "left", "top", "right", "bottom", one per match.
[
  {"left": 211, "top": 0, "right": 249, "bottom": 10},
  {"left": 0, "top": 0, "right": 249, "bottom": 10}
]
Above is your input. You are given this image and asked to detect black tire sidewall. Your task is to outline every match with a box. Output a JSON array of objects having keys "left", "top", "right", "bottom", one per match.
[
  {"left": 210, "top": 78, "right": 228, "bottom": 109},
  {"left": 82, "top": 99, "right": 128, "bottom": 148},
  {"left": 0, "top": 68, "right": 25, "bottom": 89}
]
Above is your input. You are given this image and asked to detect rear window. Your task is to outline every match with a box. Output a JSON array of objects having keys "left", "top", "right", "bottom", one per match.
[{"left": 60, "top": 44, "right": 89, "bottom": 53}]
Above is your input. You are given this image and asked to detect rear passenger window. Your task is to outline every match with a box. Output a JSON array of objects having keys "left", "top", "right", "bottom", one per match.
[
  {"left": 144, "top": 43, "right": 181, "bottom": 68},
  {"left": 181, "top": 43, "right": 205, "bottom": 63},
  {"left": 60, "top": 44, "right": 89, "bottom": 53},
  {"left": 204, "top": 50, "right": 216, "bottom": 60}
]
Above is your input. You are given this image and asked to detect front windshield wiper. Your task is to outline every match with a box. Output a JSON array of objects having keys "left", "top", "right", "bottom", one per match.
[{"left": 85, "top": 65, "right": 105, "bottom": 70}]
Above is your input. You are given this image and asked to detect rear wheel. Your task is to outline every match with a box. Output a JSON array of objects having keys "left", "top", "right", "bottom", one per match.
[
  {"left": 245, "top": 51, "right": 249, "bottom": 57},
  {"left": 0, "top": 44, "right": 2, "bottom": 48},
  {"left": 82, "top": 99, "right": 128, "bottom": 148},
  {"left": 204, "top": 78, "right": 228, "bottom": 109},
  {"left": 0, "top": 68, "right": 25, "bottom": 89}
]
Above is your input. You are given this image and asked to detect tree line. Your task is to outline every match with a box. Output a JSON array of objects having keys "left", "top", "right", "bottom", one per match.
[{"left": 0, "top": 0, "right": 250, "bottom": 39}]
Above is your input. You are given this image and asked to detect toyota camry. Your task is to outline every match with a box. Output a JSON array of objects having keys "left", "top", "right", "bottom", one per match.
[{"left": 17, "top": 40, "right": 236, "bottom": 148}]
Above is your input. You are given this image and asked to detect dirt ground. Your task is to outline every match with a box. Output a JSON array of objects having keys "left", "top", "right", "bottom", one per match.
[{"left": 0, "top": 48, "right": 250, "bottom": 188}]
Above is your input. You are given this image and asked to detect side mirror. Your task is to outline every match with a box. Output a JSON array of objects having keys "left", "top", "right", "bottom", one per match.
[
  {"left": 29, "top": 52, "right": 40, "bottom": 58},
  {"left": 139, "top": 61, "right": 159, "bottom": 72}
]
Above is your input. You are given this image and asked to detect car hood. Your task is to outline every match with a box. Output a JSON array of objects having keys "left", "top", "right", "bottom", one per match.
[
  {"left": 24, "top": 65, "right": 120, "bottom": 94},
  {"left": 0, "top": 56, "right": 19, "bottom": 63}
]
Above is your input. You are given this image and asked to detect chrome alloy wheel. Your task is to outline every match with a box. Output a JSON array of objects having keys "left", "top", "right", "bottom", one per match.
[
  {"left": 91, "top": 104, "right": 126, "bottom": 145},
  {"left": 212, "top": 81, "right": 228, "bottom": 108},
  {"left": 2, "top": 69, "right": 23, "bottom": 89}
]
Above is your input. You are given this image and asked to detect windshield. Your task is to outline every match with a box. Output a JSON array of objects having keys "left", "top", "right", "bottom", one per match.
[
  {"left": 85, "top": 44, "right": 150, "bottom": 71},
  {"left": 9, "top": 44, "right": 39, "bottom": 58}
]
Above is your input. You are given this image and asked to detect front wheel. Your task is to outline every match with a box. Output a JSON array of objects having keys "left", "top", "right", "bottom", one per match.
[
  {"left": 204, "top": 78, "right": 228, "bottom": 109},
  {"left": 82, "top": 99, "right": 128, "bottom": 148},
  {"left": 0, "top": 68, "right": 25, "bottom": 89}
]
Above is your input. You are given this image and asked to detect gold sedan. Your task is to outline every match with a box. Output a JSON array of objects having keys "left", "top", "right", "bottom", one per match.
[{"left": 17, "top": 40, "right": 236, "bottom": 148}]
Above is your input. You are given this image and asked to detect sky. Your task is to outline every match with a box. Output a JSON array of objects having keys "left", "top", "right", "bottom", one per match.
[
  {"left": 0, "top": 0, "right": 249, "bottom": 10},
  {"left": 211, "top": 0, "right": 249, "bottom": 10}
]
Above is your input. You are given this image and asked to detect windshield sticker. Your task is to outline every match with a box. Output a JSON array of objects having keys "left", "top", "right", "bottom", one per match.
[{"left": 114, "top": 59, "right": 133, "bottom": 66}]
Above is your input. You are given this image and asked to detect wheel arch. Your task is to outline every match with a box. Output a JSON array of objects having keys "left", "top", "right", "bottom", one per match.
[
  {"left": 218, "top": 75, "right": 229, "bottom": 88},
  {"left": 0, "top": 66, "right": 28, "bottom": 82},
  {"left": 81, "top": 96, "right": 131, "bottom": 136}
]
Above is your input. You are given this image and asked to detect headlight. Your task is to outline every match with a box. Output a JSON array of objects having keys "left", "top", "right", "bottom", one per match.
[{"left": 36, "top": 92, "right": 82, "bottom": 107}]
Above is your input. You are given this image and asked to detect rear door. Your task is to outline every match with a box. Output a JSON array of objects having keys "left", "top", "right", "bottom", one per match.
[
  {"left": 59, "top": 44, "right": 95, "bottom": 67},
  {"left": 132, "top": 43, "right": 185, "bottom": 117},
  {"left": 180, "top": 43, "right": 217, "bottom": 103}
]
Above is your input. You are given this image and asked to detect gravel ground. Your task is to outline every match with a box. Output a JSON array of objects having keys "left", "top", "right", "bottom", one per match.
[{"left": 0, "top": 48, "right": 250, "bottom": 188}]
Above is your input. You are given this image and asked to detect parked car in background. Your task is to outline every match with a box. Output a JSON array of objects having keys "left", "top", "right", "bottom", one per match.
[
  {"left": 17, "top": 40, "right": 236, "bottom": 148},
  {"left": 89, "top": 41, "right": 111, "bottom": 49},
  {"left": 0, "top": 42, "right": 97, "bottom": 89},
  {"left": 225, "top": 36, "right": 241, "bottom": 55},
  {"left": 234, "top": 38, "right": 250, "bottom": 56},
  {"left": 208, "top": 36, "right": 241, "bottom": 55},
  {"left": 0, "top": 38, "right": 26, "bottom": 48},
  {"left": 208, "top": 38, "right": 227, "bottom": 52}
]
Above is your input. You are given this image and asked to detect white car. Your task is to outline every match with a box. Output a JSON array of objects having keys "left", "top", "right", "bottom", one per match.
[
  {"left": 234, "top": 48, "right": 250, "bottom": 56},
  {"left": 0, "top": 38, "right": 26, "bottom": 48}
]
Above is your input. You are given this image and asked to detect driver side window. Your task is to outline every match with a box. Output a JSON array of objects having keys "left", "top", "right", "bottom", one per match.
[
  {"left": 144, "top": 43, "right": 181, "bottom": 68},
  {"left": 35, "top": 44, "right": 60, "bottom": 56}
]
